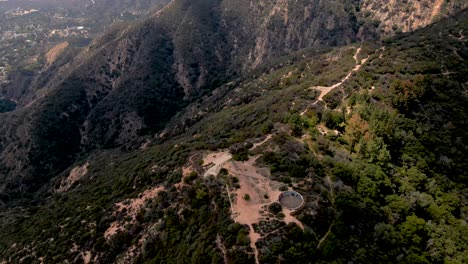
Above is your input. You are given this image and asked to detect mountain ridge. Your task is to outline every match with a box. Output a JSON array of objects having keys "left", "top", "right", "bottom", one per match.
[
  {"left": 0, "top": 2, "right": 467, "bottom": 263},
  {"left": 0, "top": 0, "right": 466, "bottom": 207}
]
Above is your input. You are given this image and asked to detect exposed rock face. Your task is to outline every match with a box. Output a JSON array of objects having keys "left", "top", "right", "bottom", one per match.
[
  {"left": 360, "top": 0, "right": 468, "bottom": 35},
  {"left": 0, "top": 0, "right": 466, "bottom": 205},
  {"left": 56, "top": 162, "right": 89, "bottom": 193},
  {"left": 249, "top": 0, "right": 358, "bottom": 68}
]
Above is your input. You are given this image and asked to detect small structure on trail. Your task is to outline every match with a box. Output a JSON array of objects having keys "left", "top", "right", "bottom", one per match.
[{"left": 278, "top": 191, "right": 304, "bottom": 210}]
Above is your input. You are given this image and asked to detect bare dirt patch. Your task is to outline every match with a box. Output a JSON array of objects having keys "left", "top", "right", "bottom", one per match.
[
  {"left": 203, "top": 152, "right": 232, "bottom": 177},
  {"left": 46, "top": 42, "right": 69, "bottom": 64},
  {"left": 82, "top": 251, "right": 91, "bottom": 264},
  {"left": 104, "top": 186, "right": 165, "bottom": 239},
  {"left": 222, "top": 156, "right": 303, "bottom": 264},
  {"left": 431, "top": 0, "right": 445, "bottom": 22},
  {"left": 316, "top": 123, "right": 339, "bottom": 136},
  {"left": 175, "top": 155, "right": 198, "bottom": 189},
  {"left": 225, "top": 157, "right": 281, "bottom": 223},
  {"left": 56, "top": 162, "right": 89, "bottom": 193}
]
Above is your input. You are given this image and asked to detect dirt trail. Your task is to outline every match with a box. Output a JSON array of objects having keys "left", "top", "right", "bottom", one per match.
[
  {"left": 248, "top": 224, "right": 261, "bottom": 264},
  {"left": 250, "top": 134, "right": 273, "bottom": 151},
  {"left": 226, "top": 184, "right": 234, "bottom": 214},
  {"left": 216, "top": 235, "right": 229, "bottom": 264},
  {"left": 449, "top": 29, "right": 466, "bottom": 41},
  {"left": 316, "top": 175, "right": 335, "bottom": 249},
  {"left": 317, "top": 220, "right": 335, "bottom": 249},
  {"left": 459, "top": 30, "right": 465, "bottom": 40},
  {"left": 282, "top": 208, "right": 304, "bottom": 229},
  {"left": 307, "top": 47, "right": 368, "bottom": 109},
  {"left": 150, "top": 0, "right": 175, "bottom": 18}
]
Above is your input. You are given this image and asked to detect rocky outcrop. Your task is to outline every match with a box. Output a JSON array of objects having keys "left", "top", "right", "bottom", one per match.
[
  {"left": 249, "top": 0, "right": 358, "bottom": 68},
  {"left": 360, "top": 0, "right": 468, "bottom": 35}
]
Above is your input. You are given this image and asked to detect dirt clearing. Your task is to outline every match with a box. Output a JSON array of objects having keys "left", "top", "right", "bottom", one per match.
[
  {"left": 221, "top": 155, "right": 304, "bottom": 264},
  {"left": 203, "top": 152, "right": 232, "bottom": 177}
]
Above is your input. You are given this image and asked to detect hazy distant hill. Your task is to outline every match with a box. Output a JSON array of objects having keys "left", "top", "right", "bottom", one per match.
[{"left": 0, "top": 0, "right": 170, "bottom": 108}]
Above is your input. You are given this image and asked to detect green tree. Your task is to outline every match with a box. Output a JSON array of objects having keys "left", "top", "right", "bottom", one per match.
[
  {"left": 400, "top": 215, "right": 427, "bottom": 245},
  {"left": 344, "top": 113, "right": 370, "bottom": 153},
  {"left": 359, "top": 136, "right": 391, "bottom": 165},
  {"left": 289, "top": 113, "right": 303, "bottom": 136}
]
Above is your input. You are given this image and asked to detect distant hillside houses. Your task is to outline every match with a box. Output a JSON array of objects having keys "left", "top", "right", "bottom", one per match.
[
  {"left": 5, "top": 8, "right": 39, "bottom": 16},
  {"left": 48, "top": 27, "right": 89, "bottom": 38},
  {"left": 0, "top": 31, "right": 30, "bottom": 40}
]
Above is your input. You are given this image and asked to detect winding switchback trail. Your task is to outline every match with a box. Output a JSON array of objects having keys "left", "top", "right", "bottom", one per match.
[{"left": 304, "top": 46, "right": 368, "bottom": 111}]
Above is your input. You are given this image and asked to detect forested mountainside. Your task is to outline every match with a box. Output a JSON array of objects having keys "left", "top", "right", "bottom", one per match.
[
  {"left": 0, "top": 0, "right": 467, "bottom": 263},
  {"left": 0, "top": 0, "right": 356, "bottom": 205},
  {"left": 0, "top": 0, "right": 465, "bottom": 207}
]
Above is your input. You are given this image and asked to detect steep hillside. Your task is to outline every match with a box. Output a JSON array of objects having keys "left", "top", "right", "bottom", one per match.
[
  {"left": 0, "top": 0, "right": 357, "bottom": 205},
  {"left": 360, "top": 0, "right": 467, "bottom": 35},
  {"left": 0, "top": 0, "right": 171, "bottom": 105},
  {"left": 1, "top": 8, "right": 467, "bottom": 263},
  {"left": 2, "top": 0, "right": 465, "bottom": 208}
]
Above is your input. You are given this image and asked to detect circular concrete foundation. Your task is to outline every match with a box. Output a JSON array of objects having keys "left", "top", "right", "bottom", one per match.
[{"left": 278, "top": 191, "right": 304, "bottom": 210}]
